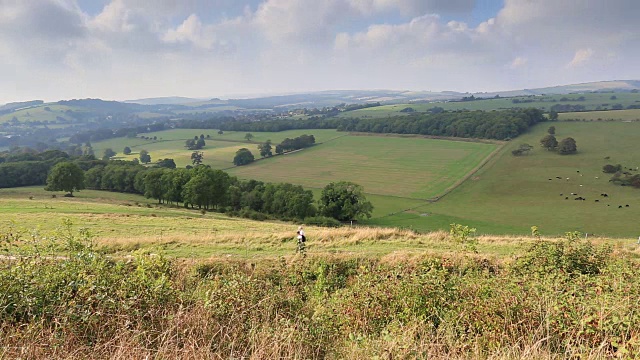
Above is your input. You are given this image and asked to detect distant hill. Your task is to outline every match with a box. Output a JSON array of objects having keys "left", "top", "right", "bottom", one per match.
[
  {"left": 124, "top": 97, "right": 207, "bottom": 105},
  {"left": 0, "top": 100, "right": 44, "bottom": 115}
]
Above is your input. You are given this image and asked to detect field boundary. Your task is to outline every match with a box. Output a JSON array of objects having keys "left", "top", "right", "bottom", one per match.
[
  {"left": 426, "top": 141, "right": 507, "bottom": 203},
  {"left": 346, "top": 131, "right": 504, "bottom": 145}
]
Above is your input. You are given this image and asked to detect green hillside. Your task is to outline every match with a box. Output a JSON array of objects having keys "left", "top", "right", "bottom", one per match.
[{"left": 371, "top": 121, "right": 640, "bottom": 237}]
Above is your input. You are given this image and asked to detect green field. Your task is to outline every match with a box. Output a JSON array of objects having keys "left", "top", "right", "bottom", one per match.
[
  {"left": 558, "top": 109, "right": 640, "bottom": 121},
  {"left": 371, "top": 121, "right": 640, "bottom": 237},
  {"left": 93, "top": 129, "right": 344, "bottom": 168},
  {"left": 338, "top": 92, "right": 640, "bottom": 118},
  {"left": 227, "top": 134, "right": 498, "bottom": 199}
]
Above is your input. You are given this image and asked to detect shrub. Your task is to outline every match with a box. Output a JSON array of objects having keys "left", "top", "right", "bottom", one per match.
[{"left": 303, "top": 216, "right": 342, "bottom": 228}]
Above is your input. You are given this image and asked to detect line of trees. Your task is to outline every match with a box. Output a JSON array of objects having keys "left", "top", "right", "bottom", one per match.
[
  {"left": 81, "top": 162, "right": 371, "bottom": 222},
  {"left": 219, "top": 109, "right": 546, "bottom": 141}
]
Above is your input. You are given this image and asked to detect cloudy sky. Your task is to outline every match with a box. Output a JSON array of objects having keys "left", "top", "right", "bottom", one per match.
[{"left": 1, "top": 0, "right": 638, "bottom": 103}]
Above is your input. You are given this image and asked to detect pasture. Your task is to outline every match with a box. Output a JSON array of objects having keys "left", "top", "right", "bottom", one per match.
[
  {"left": 227, "top": 134, "right": 499, "bottom": 199},
  {"left": 338, "top": 92, "right": 640, "bottom": 118},
  {"left": 371, "top": 121, "right": 640, "bottom": 237},
  {"left": 93, "top": 129, "right": 342, "bottom": 168},
  {"left": 558, "top": 108, "right": 640, "bottom": 121}
]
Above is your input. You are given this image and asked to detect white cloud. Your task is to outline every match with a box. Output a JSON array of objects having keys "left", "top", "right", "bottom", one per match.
[
  {"left": 1, "top": 0, "right": 640, "bottom": 103},
  {"left": 567, "top": 48, "right": 594, "bottom": 68},
  {"left": 510, "top": 56, "right": 527, "bottom": 69}
]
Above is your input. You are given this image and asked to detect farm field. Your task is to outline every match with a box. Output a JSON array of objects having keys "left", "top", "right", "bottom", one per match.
[
  {"left": 338, "top": 92, "right": 640, "bottom": 118},
  {"left": 558, "top": 108, "right": 640, "bottom": 121},
  {"left": 93, "top": 129, "right": 343, "bottom": 168},
  {"left": 370, "top": 121, "right": 640, "bottom": 237},
  {"left": 227, "top": 134, "right": 499, "bottom": 199}
]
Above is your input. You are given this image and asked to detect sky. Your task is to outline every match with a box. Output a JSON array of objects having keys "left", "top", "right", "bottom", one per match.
[{"left": 1, "top": 0, "right": 639, "bottom": 103}]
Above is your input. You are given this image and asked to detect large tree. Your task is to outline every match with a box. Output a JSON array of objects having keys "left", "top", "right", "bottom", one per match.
[
  {"left": 102, "top": 148, "right": 116, "bottom": 160},
  {"left": 319, "top": 181, "right": 373, "bottom": 221},
  {"left": 123, "top": 146, "right": 132, "bottom": 155},
  {"left": 258, "top": 140, "right": 273, "bottom": 158},
  {"left": 45, "top": 162, "right": 85, "bottom": 196},
  {"left": 558, "top": 137, "right": 577, "bottom": 155},
  {"left": 540, "top": 134, "right": 558, "bottom": 151},
  {"left": 233, "top": 148, "right": 254, "bottom": 166},
  {"left": 139, "top": 149, "right": 151, "bottom": 164},
  {"left": 191, "top": 151, "right": 204, "bottom": 166}
]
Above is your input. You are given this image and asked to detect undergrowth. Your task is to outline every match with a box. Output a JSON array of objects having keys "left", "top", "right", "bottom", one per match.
[{"left": 0, "top": 221, "right": 638, "bottom": 359}]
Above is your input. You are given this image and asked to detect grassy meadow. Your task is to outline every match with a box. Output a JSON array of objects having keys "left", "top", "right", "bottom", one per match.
[
  {"left": 227, "top": 134, "right": 498, "bottom": 199},
  {"left": 558, "top": 109, "right": 640, "bottom": 121},
  {"left": 3, "top": 186, "right": 573, "bottom": 259},
  {"left": 371, "top": 121, "right": 640, "bottom": 237},
  {"left": 92, "top": 129, "right": 343, "bottom": 169},
  {"left": 338, "top": 92, "right": 640, "bottom": 118}
]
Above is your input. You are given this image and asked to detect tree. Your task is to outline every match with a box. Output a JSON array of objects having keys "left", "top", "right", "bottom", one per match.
[
  {"left": 139, "top": 150, "right": 151, "bottom": 164},
  {"left": 233, "top": 148, "right": 254, "bottom": 166},
  {"left": 196, "top": 137, "right": 206, "bottom": 149},
  {"left": 511, "top": 143, "right": 533, "bottom": 156},
  {"left": 45, "top": 161, "right": 85, "bottom": 197},
  {"left": 244, "top": 133, "right": 254, "bottom": 142},
  {"left": 548, "top": 111, "right": 558, "bottom": 121},
  {"left": 155, "top": 158, "right": 176, "bottom": 169},
  {"left": 123, "top": 146, "right": 132, "bottom": 155},
  {"left": 547, "top": 126, "right": 556, "bottom": 135},
  {"left": 603, "top": 164, "right": 622, "bottom": 174},
  {"left": 218, "top": 130, "right": 224, "bottom": 135},
  {"left": 540, "top": 134, "right": 558, "bottom": 150},
  {"left": 558, "top": 137, "right": 577, "bottom": 155},
  {"left": 258, "top": 140, "right": 273, "bottom": 157},
  {"left": 191, "top": 151, "right": 204, "bottom": 166},
  {"left": 319, "top": 181, "right": 373, "bottom": 221},
  {"left": 102, "top": 148, "right": 116, "bottom": 160}
]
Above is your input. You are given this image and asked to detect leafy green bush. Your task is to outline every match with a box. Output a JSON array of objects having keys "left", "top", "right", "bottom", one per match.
[{"left": 514, "top": 231, "right": 612, "bottom": 275}]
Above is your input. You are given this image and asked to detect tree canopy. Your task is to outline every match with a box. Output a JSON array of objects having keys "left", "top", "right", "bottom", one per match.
[
  {"left": 319, "top": 181, "right": 373, "bottom": 221},
  {"left": 45, "top": 161, "right": 85, "bottom": 196},
  {"left": 558, "top": 137, "right": 577, "bottom": 155},
  {"left": 233, "top": 148, "right": 254, "bottom": 166}
]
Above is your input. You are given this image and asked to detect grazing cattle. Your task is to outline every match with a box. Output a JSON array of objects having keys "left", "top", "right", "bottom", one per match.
[
  {"left": 580, "top": 185, "right": 583, "bottom": 187},
  {"left": 607, "top": 204, "right": 610, "bottom": 207},
  {"left": 595, "top": 176, "right": 599, "bottom": 179},
  {"left": 619, "top": 205, "right": 623, "bottom": 208},
  {"left": 626, "top": 205, "right": 630, "bottom": 207},
  {"left": 549, "top": 178, "right": 553, "bottom": 181},
  {"left": 565, "top": 197, "right": 569, "bottom": 200},
  {"left": 595, "top": 200, "right": 600, "bottom": 202},
  {"left": 571, "top": 192, "right": 576, "bottom": 195},
  {"left": 556, "top": 176, "right": 562, "bottom": 179},
  {"left": 566, "top": 178, "right": 570, "bottom": 181},
  {"left": 577, "top": 170, "right": 580, "bottom": 173}
]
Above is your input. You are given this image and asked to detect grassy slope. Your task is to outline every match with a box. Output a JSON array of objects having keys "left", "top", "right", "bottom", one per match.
[
  {"left": 559, "top": 109, "right": 640, "bottom": 120},
  {"left": 370, "top": 121, "right": 640, "bottom": 237},
  {"left": 227, "top": 134, "right": 498, "bottom": 199},
  {"left": 2, "top": 187, "right": 637, "bottom": 260},
  {"left": 339, "top": 92, "right": 640, "bottom": 118},
  {"left": 93, "top": 129, "right": 343, "bottom": 168}
]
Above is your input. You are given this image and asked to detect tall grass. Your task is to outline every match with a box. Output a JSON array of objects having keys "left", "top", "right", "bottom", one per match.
[{"left": 0, "top": 224, "right": 639, "bottom": 359}]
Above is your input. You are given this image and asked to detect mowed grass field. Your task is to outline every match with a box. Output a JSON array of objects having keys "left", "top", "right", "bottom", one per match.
[
  {"left": 227, "top": 135, "right": 499, "bottom": 199},
  {"left": 93, "top": 129, "right": 343, "bottom": 168},
  {"left": 370, "top": 121, "right": 640, "bottom": 237}
]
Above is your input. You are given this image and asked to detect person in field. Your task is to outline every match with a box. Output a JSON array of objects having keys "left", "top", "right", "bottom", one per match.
[{"left": 296, "top": 226, "right": 306, "bottom": 254}]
